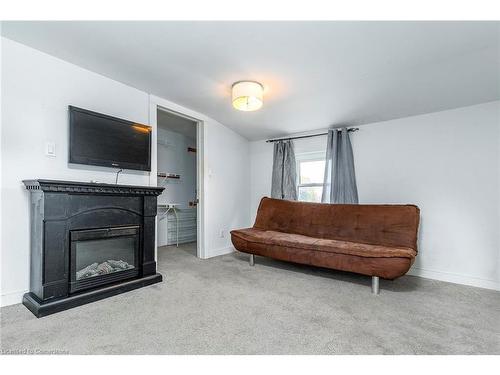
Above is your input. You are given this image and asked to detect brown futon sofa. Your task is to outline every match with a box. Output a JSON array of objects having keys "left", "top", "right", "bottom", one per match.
[{"left": 231, "top": 197, "right": 420, "bottom": 294}]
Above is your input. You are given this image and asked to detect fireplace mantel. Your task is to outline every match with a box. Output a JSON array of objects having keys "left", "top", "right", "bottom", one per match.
[
  {"left": 23, "top": 179, "right": 164, "bottom": 195},
  {"left": 22, "top": 179, "right": 164, "bottom": 317}
]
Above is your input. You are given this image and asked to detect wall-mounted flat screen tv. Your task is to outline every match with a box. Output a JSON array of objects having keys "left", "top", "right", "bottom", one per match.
[{"left": 69, "top": 106, "right": 152, "bottom": 171}]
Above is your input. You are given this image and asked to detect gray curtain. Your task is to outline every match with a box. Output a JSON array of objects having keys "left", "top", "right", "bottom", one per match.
[
  {"left": 321, "top": 128, "right": 358, "bottom": 204},
  {"left": 271, "top": 140, "right": 298, "bottom": 200}
]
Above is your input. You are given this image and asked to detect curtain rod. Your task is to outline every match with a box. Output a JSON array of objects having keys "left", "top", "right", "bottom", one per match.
[{"left": 266, "top": 128, "right": 359, "bottom": 143}]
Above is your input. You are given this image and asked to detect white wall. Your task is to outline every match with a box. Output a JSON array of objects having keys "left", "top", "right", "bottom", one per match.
[
  {"left": 250, "top": 101, "right": 500, "bottom": 291},
  {"left": 1, "top": 38, "right": 251, "bottom": 306},
  {"left": 204, "top": 118, "right": 250, "bottom": 256}
]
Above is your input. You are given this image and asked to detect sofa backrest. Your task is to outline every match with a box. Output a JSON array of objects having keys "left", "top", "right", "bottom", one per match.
[{"left": 253, "top": 197, "right": 420, "bottom": 250}]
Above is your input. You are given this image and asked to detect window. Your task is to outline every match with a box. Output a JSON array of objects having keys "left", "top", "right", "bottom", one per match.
[{"left": 297, "top": 154, "right": 325, "bottom": 203}]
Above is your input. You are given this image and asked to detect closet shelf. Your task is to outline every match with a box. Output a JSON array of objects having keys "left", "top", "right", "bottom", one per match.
[{"left": 157, "top": 172, "right": 180, "bottom": 179}]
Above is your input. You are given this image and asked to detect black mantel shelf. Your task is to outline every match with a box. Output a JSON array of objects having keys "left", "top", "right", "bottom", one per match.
[
  {"left": 23, "top": 179, "right": 164, "bottom": 196},
  {"left": 22, "top": 179, "right": 164, "bottom": 317}
]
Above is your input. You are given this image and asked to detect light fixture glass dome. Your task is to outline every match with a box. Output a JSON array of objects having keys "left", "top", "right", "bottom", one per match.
[{"left": 232, "top": 81, "right": 263, "bottom": 111}]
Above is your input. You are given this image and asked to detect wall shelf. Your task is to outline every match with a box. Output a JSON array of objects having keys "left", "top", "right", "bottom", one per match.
[
  {"left": 157, "top": 173, "right": 181, "bottom": 186},
  {"left": 157, "top": 172, "right": 180, "bottom": 179}
]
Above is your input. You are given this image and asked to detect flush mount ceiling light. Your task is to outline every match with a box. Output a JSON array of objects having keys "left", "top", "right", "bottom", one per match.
[{"left": 232, "top": 81, "right": 264, "bottom": 111}]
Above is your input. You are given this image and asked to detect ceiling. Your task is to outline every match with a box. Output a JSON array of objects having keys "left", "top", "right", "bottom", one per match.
[
  {"left": 2, "top": 21, "right": 499, "bottom": 141},
  {"left": 157, "top": 108, "right": 197, "bottom": 139}
]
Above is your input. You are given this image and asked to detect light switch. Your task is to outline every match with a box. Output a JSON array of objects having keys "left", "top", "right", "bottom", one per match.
[{"left": 46, "top": 142, "right": 56, "bottom": 157}]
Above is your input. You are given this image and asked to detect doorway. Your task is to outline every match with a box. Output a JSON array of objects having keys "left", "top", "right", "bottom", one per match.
[{"left": 155, "top": 107, "right": 201, "bottom": 258}]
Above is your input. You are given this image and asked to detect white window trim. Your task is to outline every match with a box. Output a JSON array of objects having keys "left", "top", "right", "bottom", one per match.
[{"left": 296, "top": 151, "right": 325, "bottom": 202}]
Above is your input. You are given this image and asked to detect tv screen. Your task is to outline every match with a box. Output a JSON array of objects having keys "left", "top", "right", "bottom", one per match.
[{"left": 69, "top": 106, "right": 152, "bottom": 171}]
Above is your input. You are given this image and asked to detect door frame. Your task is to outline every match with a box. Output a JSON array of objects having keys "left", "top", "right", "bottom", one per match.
[{"left": 149, "top": 96, "right": 206, "bottom": 259}]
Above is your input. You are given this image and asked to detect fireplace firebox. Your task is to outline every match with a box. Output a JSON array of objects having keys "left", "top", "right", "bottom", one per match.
[
  {"left": 22, "top": 179, "right": 164, "bottom": 317},
  {"left": 70, "top": 226, "right": 140, "bottom": 293}
]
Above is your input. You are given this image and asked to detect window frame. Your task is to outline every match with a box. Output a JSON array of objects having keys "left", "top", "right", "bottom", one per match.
[{"left": 296, "top": 152, "right": 325, "bottom": 203}]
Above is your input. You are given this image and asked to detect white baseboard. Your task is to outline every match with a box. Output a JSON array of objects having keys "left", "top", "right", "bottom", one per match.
[
  {"left": 208, "top": 246, "right": 235, "bottom": 258},
  {"left": 1, "top": 289, "right": 26, "bottom": 307},
  {"left": 408, "top": 266, "right": 500, "bottom": 291}
]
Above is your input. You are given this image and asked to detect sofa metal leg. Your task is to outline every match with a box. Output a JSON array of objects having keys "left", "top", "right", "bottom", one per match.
[
  {"left": 249, "top": 254, "right": 255, "bottom": 266},
  {"left": 371, "top": 276, "right": 380, "bottom": 295}
]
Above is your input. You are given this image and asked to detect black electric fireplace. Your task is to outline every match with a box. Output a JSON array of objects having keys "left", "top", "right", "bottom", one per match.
[{"left": 22, "top": 179, "right": 164, "bottom": 317}]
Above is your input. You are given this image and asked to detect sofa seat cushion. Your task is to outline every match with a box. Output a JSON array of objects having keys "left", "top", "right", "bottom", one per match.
[{"left": 231, "top": 228, "right": 416, "bottom": 259}]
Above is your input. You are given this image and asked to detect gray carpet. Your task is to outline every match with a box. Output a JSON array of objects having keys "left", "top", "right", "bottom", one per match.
[{"left": 1, "top": 243, "right": 499, "bottom": 354}]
